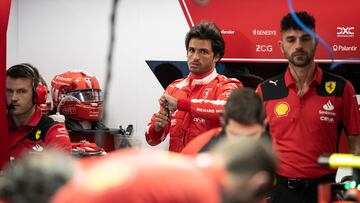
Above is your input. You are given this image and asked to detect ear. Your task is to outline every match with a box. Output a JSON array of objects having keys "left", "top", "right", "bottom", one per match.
[
  {"left": 220, "top": 112, "right": 225, "bottom": 126},
  {"left": 261, "top": 118, "right": 268, "bottom": 133},
  {"left": 278, "top": 40, "right": 284, "bottom": 54},
  {"left": 314, "top": 39, "right": 318, "bottom": 49},
  {"left": 213, "top": 54, "right": 220, "bottom": 63}
]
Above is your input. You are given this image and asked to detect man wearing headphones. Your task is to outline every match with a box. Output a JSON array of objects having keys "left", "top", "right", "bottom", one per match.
[{"left": 6, "top": 63, "right": 71, "bottom": 159}]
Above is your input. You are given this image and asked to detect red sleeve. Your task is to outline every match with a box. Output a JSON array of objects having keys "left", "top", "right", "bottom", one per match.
[
  {"left": 45, "top": 123, "right": 72, "bottom": 153},
  {"left": 145, "top": 111, "right": 170, "bottom": 146},
  {"left": 186, "top": 78, "right": 243, "bottom": 120},
  {"left": 145, "top": 85, "right": 174, "bottom": 146},
  {"left": 181, "top": 128, "right": 220, "bottom": 156},
  {"left": 342, "top": 81, "right": 360, "bottom": 135},
  {"left": 178, "top": 98, "right": 191, "bottom": 112}
]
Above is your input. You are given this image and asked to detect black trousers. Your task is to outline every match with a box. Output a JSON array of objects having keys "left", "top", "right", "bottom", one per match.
[
  {"left": 270, "top": 174, "right": 336, "bottom": 203},
  {"left": 270, "top": 183, "right": 318, "bottom": 203}
]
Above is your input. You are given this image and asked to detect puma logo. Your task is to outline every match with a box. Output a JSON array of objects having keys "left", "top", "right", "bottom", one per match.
[{"left": 269, "top": 80, "right": 278, "bottom": 86}]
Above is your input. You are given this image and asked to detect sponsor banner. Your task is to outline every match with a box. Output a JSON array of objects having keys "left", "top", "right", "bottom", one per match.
[{"left": 179, "top": 0, "right": 360, "bottom": 62}]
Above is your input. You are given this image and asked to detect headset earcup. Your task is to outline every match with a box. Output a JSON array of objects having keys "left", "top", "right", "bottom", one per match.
[{"left": 34, "top": 84, "right": 47, "bottom": 105}]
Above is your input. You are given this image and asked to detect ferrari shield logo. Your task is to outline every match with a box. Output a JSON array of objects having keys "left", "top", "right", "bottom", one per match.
[{"left": 325, "top": 81, "right": 336, "bottom": 94}]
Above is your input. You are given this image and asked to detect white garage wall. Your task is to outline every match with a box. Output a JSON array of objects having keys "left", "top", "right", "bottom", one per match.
[{"left": 7, "top": 0, "right": 189, "bottom": 150}]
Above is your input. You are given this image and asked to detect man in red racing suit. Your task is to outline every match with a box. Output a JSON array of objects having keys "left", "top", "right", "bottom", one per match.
[{"left": 145, "top": 22, "right": 242, "bottom": 152}]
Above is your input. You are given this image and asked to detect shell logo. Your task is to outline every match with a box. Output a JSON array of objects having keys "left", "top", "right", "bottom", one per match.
[{"left": 274, "top": 102, "right": 290, "bottom": 117}]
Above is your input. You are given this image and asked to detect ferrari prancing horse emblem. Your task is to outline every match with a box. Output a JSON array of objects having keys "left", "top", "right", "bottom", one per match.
[{"left": 325, "top": 81, "right": 336, "bottom": 94}]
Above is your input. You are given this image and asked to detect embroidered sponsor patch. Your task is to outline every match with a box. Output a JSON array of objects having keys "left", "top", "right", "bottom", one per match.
[
  {"left": 55, "top": 134, "right": 70, "bottom": 139},
  {"left": 323, "top": 100, "right": 334, "bottom": 111},
  {"left": 203, "top": 88, "right": 212, "bottom": 98},
  {"left": 32, "top": 144, "right": 44, "bottom": 152},
  {"left": 274, "top": 102, "right": 290, "bottom": 117},
  {"left": 325, "top": 81, "right": 336, "bottom": 94},
  {"left": 57, "top": 127, "right": 67, "bottom": 134},
  {"left": 35, "top": 130, "right": 41, "bottom": 140}
]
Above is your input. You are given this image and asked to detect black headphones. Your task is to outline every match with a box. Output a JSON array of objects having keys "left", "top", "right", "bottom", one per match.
[{"left": 7, "top": 63, "right": 47, "bottom": 105}]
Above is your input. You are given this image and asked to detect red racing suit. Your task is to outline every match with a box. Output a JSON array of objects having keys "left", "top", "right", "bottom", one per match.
[{"left": 146, "top": 69, "right": 242, "bottom": 152}]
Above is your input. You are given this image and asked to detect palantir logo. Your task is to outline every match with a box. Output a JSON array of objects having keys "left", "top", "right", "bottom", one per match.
[
  {"left": 323, "top": 100, "right": 334, "bottom": 111},
  {"left": 337, "top": 27, "right": 355, "bottom": 37}
]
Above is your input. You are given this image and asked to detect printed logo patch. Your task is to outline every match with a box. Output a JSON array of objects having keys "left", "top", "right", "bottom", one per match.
[
  {"left": 35, "top": 130, "right": 41, "bottom": 140},
  {"left": 32, "top": 144, "right": 44, "bottom": 152},
  {"left": 319, "top": 100, "right": 336, "bottom": 123},
  {"left": 325, "top": 81, "right": 336, "bottom": 94},
  {"left": 323, "top": 100, "right": 334, "bottom": 111},
  {"left": 269, "top": 80, "right": 278, "bottom": 86},
  {"left": 57, "top": 127, "right": 67, "bottom": 134},
  {"left": 203, "top": 88, "right": 212, "bottom": 98},
  {"left": 274, "top": 102, "right": 290, "bottom": 117}
]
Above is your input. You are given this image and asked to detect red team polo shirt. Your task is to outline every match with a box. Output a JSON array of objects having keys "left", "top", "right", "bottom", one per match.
[
  {"left": 182, "top": 128, "right": 222, "bottom": 156},
  {"left": 9, "top": 107, "right": 72, "bottom": 159},
  {"left": 257, "top": 66, "right": 360, "bottom": 178}
]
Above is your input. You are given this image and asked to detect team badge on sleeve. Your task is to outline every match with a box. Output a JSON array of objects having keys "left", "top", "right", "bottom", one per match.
[
  {"left": 325, "top": 81, "right": 336, "bottom": 94},
  {"left": 35, "top": 130, "right": 42, "bottom": 140},
  {"left": 274, "top": 102, "right": 290, "bottom": 117}
]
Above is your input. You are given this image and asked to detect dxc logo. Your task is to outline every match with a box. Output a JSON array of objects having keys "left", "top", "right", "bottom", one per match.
[{"left": 337, "top": 27, "right": 354, "bottom": 35}]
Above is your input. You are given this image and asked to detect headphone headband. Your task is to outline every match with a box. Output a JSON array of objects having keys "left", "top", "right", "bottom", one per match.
[{"left": 7, "top": 63, "right": 47, "bottom": 105}]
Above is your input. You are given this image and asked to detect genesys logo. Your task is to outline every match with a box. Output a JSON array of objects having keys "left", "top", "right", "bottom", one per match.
[
  {"left": 333, "top": 45, "right": 357, "bottom": 52},
  {"left": 252, "top": 29, "right": 276, "bottom": 36},
  {"left": 336, "top": 27, "right": 354, "bottom": 37}
]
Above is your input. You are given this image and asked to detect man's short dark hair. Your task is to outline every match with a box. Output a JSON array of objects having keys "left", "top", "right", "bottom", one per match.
[
  {"left": 6, "top": 63, "right": 41, "bottom": 88},
  {"left": 223, "top": 88, "right": 265, "bottom": 125},
  {"left": 281, "top": 11, "right": 316, "bottom": 32},
  {"left": 185, "top": 21, "right": 225, "bottom": 60},
  {"left": 211, "top": 136, "right": 276, "bottom": 196},
  {"left": 212, "top": 136, "right": 276, "bottom": 176}
]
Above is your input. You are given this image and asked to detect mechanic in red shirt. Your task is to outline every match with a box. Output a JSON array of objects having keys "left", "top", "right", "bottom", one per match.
[
  {"left": 256, "top": 12, "right": 360, "bottom": 203},
  {"left": 6, "top": 63, "right": 72, "bottom": 159},
  {"left": 145, "top": 22, "right": 242, "bottom": 152},
  {"left": 52, "top": 136, "right": 276, "bottom": 203},
  {"left": 182, "top": 87, "right": 267, "bottom": 155}
]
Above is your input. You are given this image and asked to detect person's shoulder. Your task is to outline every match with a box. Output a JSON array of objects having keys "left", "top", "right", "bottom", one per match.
[
  {"left": 217, "top": 74, "right": 243, "bottom": 86},
  {"left": 317, "top": 70, "right": 348, "bottom": 97},
  {"left": 47, "top": 122, "right": 69, "bottom": 137},
  {"left": 182, "top": 128, "right": 221, "bottom": 155},
  {"left": 197, "top": 128, "right": 221, "bottom": 139},
  {"left": 164, "top": 77, "right": 188, "bottom": 92},
  {"left": 261, "top": 73, "right": 285, "bottom": 86},
  {"left": 167, "top": 77, "right": 186, "bottom": 87},
  {"left": 322, "top": 70, "right": 347, "bottom": 82},
  {"left": 258, "top": 73, "right": 288, "bottom": 101}
]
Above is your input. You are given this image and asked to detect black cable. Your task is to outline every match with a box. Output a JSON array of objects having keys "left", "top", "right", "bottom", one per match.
[
  {"left": 102, "top": 0, "right": 119, "bottom": 123},
  {"left": 96, "top": 0, "right": 119, "bottom": 146}
]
